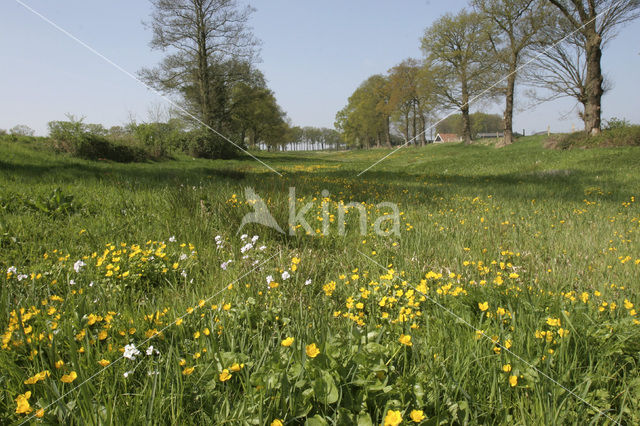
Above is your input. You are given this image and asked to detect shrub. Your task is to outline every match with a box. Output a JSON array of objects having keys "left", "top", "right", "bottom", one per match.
[
  {"left": 48, "top": 119, "right": 148, "bottom": 162},
  {"left": 9, "top": 124, "right": 35, "bottom": 137},
  {"left": 183, "top": 129, "right": 239, "bottom": 159},
  {"left": 604, "top": 117, "right": 631, "bottom": 130},
  {"left": 548, "top": 125, "right": 640, "bottom": 150}
]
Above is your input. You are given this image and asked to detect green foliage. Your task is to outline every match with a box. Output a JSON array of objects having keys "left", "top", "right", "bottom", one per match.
[
  {"left": 437, "top": 113, "right": 504, "bottom": 137},
  {"left": 25, "top": 188, "right": 82, "bottom": 218},
  {"left": 48, "top": 118, "right": 149, "bottom": 162},
  {"left": 132, "top": 121, "right": 183, "bottom": 158},
  {"left": 182, "top": 129, "right": 240, "bottom": 159},
  {"left": 551, "top": 126, "right": 640, "bottom": 149},
  {"left": 605, "top": 117, "right": 632, "bottom": 130}
]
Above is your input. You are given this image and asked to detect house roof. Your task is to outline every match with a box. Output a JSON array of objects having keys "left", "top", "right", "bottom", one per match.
[{"left": 435, "top": 133, "right": 459, "bottom": 142}]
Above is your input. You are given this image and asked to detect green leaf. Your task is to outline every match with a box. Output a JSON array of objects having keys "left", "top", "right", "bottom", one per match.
[
  {"left": 313, "top": 370, "right": 339, "bottom": 404},
  {"left": 305, "top": 415, "right": 329, "bottom": 426}
]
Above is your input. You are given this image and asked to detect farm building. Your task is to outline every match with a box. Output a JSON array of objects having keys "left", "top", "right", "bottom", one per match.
[{"left": 434, "top": 133, "right": 461, "bottom": 143}]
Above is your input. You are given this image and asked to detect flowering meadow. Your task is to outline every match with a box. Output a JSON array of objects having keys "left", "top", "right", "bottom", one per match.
[{"left": 1, "top": 136, "right": 640, "bottom": 424}]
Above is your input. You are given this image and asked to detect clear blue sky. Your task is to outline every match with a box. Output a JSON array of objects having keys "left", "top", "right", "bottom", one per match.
[{"left": 1, "top": 0, "right": 639, "bottom": 136}]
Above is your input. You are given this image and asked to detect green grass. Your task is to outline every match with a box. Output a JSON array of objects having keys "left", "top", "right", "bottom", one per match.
[{"left": 1, "top": 136, "right": 639, "bottom": 425}]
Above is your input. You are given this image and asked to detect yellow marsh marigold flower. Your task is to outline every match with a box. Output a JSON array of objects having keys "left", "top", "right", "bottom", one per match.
[
  {"left": 384, "top": 409, "right": 403, "bottom": 426},
  {"left": 546, "top": 317, "right": 561, "bottom": 327},
  {"left": 98, "top": 359, "right": 111, "bottom": 367},
  {"left": 24, "top": 370, "right": 50, "bottom": 384},
  {"left": 281, "top": 337, "right": 295, "bottom": 347},
  {"left": 509, "top": 375, "right": 518, "bottom": 387},
  {"left": 15, "top": 391, "right": 32, "bottom": 414},
  {"left": 478, "top": 302, "right": 489, "bottom": 312},
  {"left": 398, "top": 334, "right": 413, "bottom": 347},
  {"left": 182, "top": 367, "right": 195, "bottom": 376},
  {"left": 60, "top": 371, "right": 78, "bottom": 383},
  {"left": 305, "top": 343, "right": 320, "bottom": 358},
  {"left": 271, "top": 420, "right": 284, "bottom": 426},
  {"left": 219, "top": 369, "right": 232, "bottom": 381},
  {"left": 410, "top": 409, "right": 426, "bottom": 422}
]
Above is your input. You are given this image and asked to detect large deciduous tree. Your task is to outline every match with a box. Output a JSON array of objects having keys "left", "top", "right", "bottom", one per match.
[
  {"left": 421, "top": 11, "right": 497, "bottom": 145},
  {"left": 387, "top": 59, "right": 437, "bottom": 146},
  {"left": 473, "top": 0, "right": 548, "bottom": 145},
  {"left": 140, "top": 0, "right": 258, "bottom": 128},
  {"left": 544, "top": 0, "right": 639, "bottom": 135}
]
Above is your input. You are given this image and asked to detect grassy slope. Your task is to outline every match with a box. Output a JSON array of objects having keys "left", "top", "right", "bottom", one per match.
[{"left": 1, "top": 136, "right": 640, "bottom": 424}]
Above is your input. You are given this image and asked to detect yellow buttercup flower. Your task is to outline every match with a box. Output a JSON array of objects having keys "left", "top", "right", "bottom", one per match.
[
  {"left": 305, "top": 343, "right": 320, "bottom": 358},
  {"left": 98, "top": 359, "right": 111, "bottom": 367},
  {"left": 35, "top": 408, "right": 45, "bottom": 418},
  {"left": 24, "top": 370, "right": 50, "bottom": 384},
  {"left": 55, "top": 360, "right": 64, "bottom": 369},
  {"left": 219, "top": 369, "right": 232, "bottom": 381},
  {"left": 502, "top": 364, "right": 512, "bottom": 372},
  {"left": 384, "top": 409, "right": 403, "bottom": 426},
  {"left": 478, "top": 302, "right": 489, "bottom": 311},
  {"left": 398, "top": 334, "right": 413, "bottom": 347},
  {"left": 15, "top": 391, "right": 32, "bottom": 414},
  {"left": 61, "top": 371, "right": 78, "bottom": 383},
  {"left": 509, "top": 375, "right": 518, "bottom": 387},
  {"left": 182, "top": 367, "right": 195, "bottom": 376},
  {"left": 281, "top": 337, "right": 295, "bottom": 347},
  {"left": 230, "top": 363, "right": 244, "bottom": 372},
  {"left": 410, "top": 409, "right": 426, "bottom": 422},
  {"left": 271, "top": 420, "right": 283, "bottom": 426}
]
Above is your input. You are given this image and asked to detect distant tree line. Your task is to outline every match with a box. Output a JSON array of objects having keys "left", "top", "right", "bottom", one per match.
[{"left": 336, "top": 0, "right": 639, "bottom": 147}]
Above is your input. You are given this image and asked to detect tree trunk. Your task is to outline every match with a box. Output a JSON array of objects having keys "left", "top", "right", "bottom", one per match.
[
  {"left": 404, "top": 111, "right": 409, "bottom": 143},
  {"left": 195, "top": 6, "right": 212, "bottom": 127},
  {"left": 420, "top": 114, "right": 426, "bottom": 146},
  {"left": 503, "top": 66, "right": 516, "bottom": 145},
  {"left": 411, "top": 102, "right": 417, "bottom": 146},
  {"left": 461, "top": 80, "right": 471, "bottom": 145},
  {"left": 584, "top": 30, "right": 603, "bottom": 135},
  {"left": 385, "top": 116, "right": 392, "bottom": 148}
]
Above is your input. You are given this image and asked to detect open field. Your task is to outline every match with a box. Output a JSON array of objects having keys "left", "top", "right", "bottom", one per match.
[{"left": 1, "top": 136, "right": 640, "bottom": 425}]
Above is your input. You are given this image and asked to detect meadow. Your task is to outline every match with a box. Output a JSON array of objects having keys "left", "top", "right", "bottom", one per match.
[{"left": 1, "top": 136, "right": 639, "bottom": 425}]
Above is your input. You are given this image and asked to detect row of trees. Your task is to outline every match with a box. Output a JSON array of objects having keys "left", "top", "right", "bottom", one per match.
[{"left": 337, "top": 0, "right": 639, "bottom": 147}]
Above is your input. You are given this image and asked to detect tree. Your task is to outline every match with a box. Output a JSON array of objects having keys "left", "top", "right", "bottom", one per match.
[
  {"left": 387, "top": 59, "right": 437, "bottom": 146},
  {"left": 335, "top": 75, "right": 391, "bottom": 149},
  {"left": 544, "top": 0, "right": 640, "bottom": 135},
  {"left": 140, "top": 0, "right": 258, "bottom": 129},
  {"left": 421, "top": 11, "right": 497, "bottom": 144},
  {"left": 473, "top": 0, "right": 548, "bottom": 145}
]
